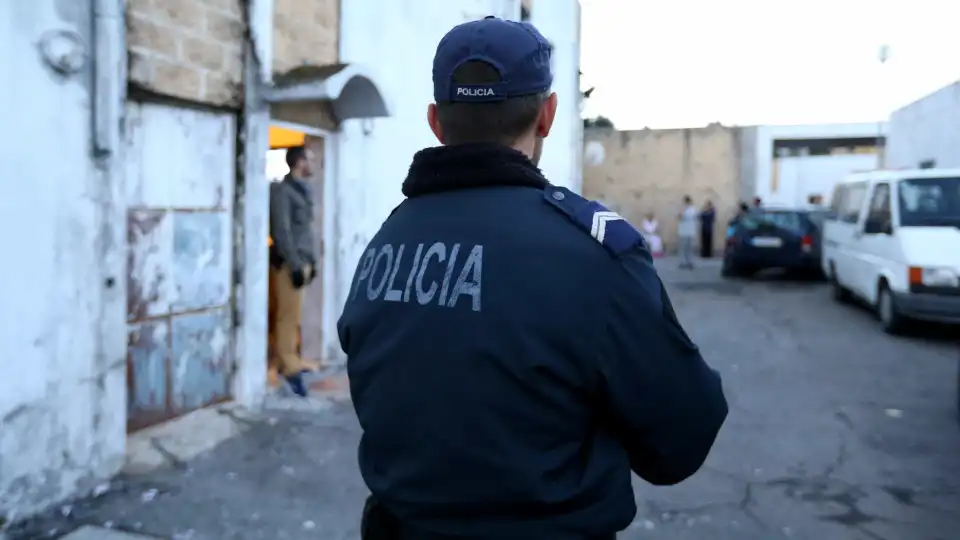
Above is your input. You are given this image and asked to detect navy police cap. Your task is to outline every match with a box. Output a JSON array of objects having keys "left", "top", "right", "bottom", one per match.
[{"left": 432, "top": 15, "right": 553, "bottom": 103}]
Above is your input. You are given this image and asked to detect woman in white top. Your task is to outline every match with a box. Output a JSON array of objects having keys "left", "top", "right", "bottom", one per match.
[{"left": 641, "top": 212, "right": 664, "bottom": 257}]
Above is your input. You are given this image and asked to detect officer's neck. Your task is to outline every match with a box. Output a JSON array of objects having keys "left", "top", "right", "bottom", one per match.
[{"left": 511, "top": 137, "right": 537, "bottom": 162}]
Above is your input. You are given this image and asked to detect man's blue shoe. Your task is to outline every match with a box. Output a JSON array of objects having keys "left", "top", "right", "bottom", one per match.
[{"left": 285, "top": 372, "right": 309, "bottom": 398}]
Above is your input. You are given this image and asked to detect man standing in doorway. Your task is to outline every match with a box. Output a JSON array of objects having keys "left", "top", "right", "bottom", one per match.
[
  {"left": 269, "top": 145, "right": 317, "bottom": 397},
  {"left": 678, "top": 195, "right": 698, "bottom": 269}
]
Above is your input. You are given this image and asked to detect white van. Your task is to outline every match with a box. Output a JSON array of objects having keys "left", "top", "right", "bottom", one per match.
[{"left": 821, "top": 168, "right": 960, "bottom": 333}]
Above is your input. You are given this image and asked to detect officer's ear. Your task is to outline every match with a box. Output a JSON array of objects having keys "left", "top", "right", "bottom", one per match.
[
  {"left": 536, "top": 92, "right": 558, "bottom": 138},
  {"left": 427, "top": 103, "right": 444, "bottom": 144}
]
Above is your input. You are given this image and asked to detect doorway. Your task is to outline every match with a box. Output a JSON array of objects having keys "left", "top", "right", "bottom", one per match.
[{"left": 266, "top": 123, "right": 328, "bottom": 390}]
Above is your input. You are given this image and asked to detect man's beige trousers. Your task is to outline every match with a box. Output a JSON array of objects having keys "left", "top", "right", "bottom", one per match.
[{"left": 268, "top": 265, "right": 312, "bottom": 377}]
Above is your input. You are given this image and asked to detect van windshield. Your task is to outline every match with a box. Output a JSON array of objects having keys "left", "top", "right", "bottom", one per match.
[{"left": 898, "top": 177, "right": 960, "bottom": 227}]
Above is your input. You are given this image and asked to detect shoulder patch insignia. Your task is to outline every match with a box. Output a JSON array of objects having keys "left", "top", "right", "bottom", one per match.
[{"left": 544, "top": 187, "right": 646, "bottom": 256}]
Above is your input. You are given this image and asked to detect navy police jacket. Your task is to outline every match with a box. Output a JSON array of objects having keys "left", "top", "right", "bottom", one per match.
[{"left": 338, "top": 144, "right": 728, "bottom": 540}]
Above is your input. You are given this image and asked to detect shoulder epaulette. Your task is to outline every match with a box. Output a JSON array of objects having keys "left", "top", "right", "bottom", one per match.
[{"left": 543, "top": 186, "right": 646, "bottom": 256}]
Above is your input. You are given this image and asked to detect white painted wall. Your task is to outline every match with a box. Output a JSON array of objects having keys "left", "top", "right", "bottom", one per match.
[
  {"left": 774, "top": 154, "right": 877, "bottom": 207},
  {"left": 887, "top": 80, "right": 960, "bottom": 169},
  {"left": 532, "top": 0, "right": 583, "bottom": 193},
  {"left": 753, "top": 122, "right": 887, "bottom": 206},
  {"left": 0, "top": 0, "right": 126, "bottom": 518},
  {"left": 326, "top": 0, "right": 584, "bottom": 363}
]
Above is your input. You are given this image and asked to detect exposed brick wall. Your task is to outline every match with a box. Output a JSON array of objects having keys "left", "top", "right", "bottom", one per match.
[
  {"left": 272, "top": 0, "right": 339, "bottom": 75},
  {"left": 582, "top": 126, "right": 742, "bottom": 253},
  {"left": 126, "top": 0, "right": 245, "bottom": 107}
]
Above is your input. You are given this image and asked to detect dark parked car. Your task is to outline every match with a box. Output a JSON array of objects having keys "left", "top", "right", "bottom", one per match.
[{"left": 722, "top": 207, "right": 826, "bottom": 278}]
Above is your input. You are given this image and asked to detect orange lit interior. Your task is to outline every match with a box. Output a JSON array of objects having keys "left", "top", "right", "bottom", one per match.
[{"left": 269, "top": 125, "right": 306, "bottom": 149}]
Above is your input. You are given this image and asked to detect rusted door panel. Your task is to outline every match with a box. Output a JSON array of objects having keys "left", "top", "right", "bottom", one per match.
[
  {"left": 127, "top": 320, "right": 170, "bottom": 432},
  {"left": 125, "top": 102, "right": 237, "bottom": 432},
  {"left": 170, "top": 308, "right": 231, "bottom": 410},
  {"left": 127, "top": 209, "right": 172, "bottom": 321},
  {"left": 172, "top": 211, "right": 232, "bottom": 311}
]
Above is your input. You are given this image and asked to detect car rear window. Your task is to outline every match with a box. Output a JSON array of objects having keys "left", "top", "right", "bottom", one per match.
[{"left": 740, "top": 211, "right": 805, "bottom": 233}]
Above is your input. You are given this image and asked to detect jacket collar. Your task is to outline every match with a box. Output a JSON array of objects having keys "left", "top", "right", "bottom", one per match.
[
  {"left": 283, "top": 174, "right": 311, "bottom": 198},
  {"left": 401, "top": 143, "right": 549, "bottom": 197}
]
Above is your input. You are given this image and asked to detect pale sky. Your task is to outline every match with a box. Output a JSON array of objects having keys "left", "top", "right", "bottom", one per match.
[{"left": 579, "top": 0, "right": 960, "bottom": 129}]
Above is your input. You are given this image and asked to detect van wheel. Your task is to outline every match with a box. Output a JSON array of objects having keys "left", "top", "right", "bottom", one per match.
[
  {"left": 830, "top": 264, "right": 851, "bottom": 303},
  {"left": 877, "top": 283, "right": 907, "bottom": 334}
]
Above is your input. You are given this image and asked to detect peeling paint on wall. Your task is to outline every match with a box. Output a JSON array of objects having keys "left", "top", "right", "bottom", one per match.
[
  {"left": 127, "top": 320, "right": 169, "bottom": 424},
  {"left": 172, "top": 211, "right": 231, "bottom": 312},
  {"left": 171, "top": 309, "right": 231, "bottom": 410},
  {"left": 127, "top": 209, "right": 172, "bottom": 321}
]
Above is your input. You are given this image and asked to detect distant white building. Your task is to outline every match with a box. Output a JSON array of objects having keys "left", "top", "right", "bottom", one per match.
[
  {"left": 886, "top": 80, "right": 960, "bottom": 169},
  {"left": 740, "top": 122, "right": 887, "bottom": 207}
]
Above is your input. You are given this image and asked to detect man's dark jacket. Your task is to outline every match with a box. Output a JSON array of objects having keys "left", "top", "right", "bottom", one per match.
[
  {"left": 338, "top": 144, "right": 728, "bottom": 540},
  {"left": 269, "top": 175, "right": 316, "bottom": 271}
]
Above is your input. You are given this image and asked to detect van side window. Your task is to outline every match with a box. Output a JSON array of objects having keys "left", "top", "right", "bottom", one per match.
[
  {"left": 839, "top": 183, "right": 867, "bottom": 223},
  {"left": 828, "top": 185, "right": 846, "bottom": 218},
  {"left": 868, "top": 184, "right": 891, "bottom": 217},
  {"left": 864, "top": 184, "right": 891, "bottom": 232}
]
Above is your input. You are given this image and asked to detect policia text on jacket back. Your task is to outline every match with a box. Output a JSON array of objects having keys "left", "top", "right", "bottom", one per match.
[{"left": 338, "top": 16, "right": 729, "bottom": 540}]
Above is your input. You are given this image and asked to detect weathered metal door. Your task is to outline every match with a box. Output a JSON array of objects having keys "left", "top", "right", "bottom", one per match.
[{"left": 124, "top": 102, "right": 236, "bottom": 432}]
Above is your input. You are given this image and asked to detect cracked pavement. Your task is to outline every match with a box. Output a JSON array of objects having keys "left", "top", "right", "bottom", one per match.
[{"left": 8, "top": 258, "right": 960, "bottom": 540}]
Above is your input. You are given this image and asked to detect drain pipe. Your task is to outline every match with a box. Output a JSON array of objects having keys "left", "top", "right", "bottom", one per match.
[
  {"left": 92, "top": 0, "right": 124, "bottom": 159},
  {"left": 233, "top": 0, "right": 273, "bottom": 409},
  {"left": 91, "top": 0, "right": 128, "bottom": 474}
]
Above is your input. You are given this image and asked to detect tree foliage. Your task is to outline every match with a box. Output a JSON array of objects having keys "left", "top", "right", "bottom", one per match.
[{"left": 583, "top": 116, "right": 614, "bottom": 129}]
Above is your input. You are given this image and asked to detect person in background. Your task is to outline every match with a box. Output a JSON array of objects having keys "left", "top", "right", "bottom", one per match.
[
  {"left": 641, "top": 212, "right": 664, "bottom": 257},
  {"left": 268, "top": 145, "right": 318, "bottom": 397},
  {"left": 752, "top": 196, "right": 762, "bottom": 208},
  {"left": 727, "top": 202, "right": 750, "bottom": 239},
  {"left": 699, "top": 200, "right": 716, "bottom": 258},
  {"left": 678, "top": 195, "right": 698, "bottom": 269}
]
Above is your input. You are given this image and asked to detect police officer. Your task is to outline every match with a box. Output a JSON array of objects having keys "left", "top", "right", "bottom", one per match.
[{"left": 339, "top": 16, "right": 729, "bottom": 540}]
